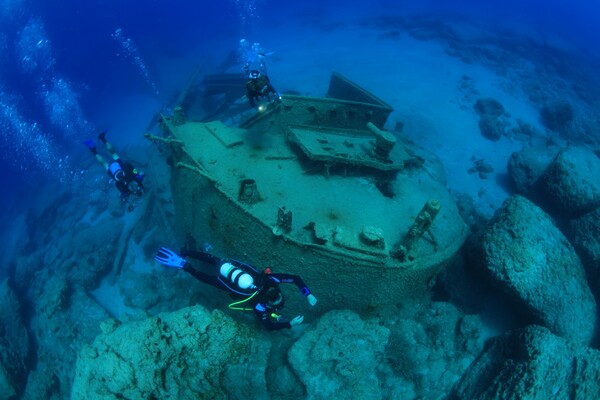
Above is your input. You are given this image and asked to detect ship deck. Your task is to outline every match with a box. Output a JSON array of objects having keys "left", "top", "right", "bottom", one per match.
[{"left": 166, "top": 117, "right": 466, "bottom": 260}]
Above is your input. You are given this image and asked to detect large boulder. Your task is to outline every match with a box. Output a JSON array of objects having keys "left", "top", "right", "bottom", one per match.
[
  {"left": 474, "top": 98, "right": 507, "bottom": 142},
  {"left": 474, "top": 98, "right": 505, "bottom": 117},
  {"left": 540, "top": 101, "right": 574, "bottom": 132},
  {"left": 384, "top": 301, "right": 486, "bottom": 399},
  {"left": 451, "top": 325, "right": 600, "bottom": 399},
  {"left": 288, "top": 310, "right": 390, "bottom": 400},
  {"left": 478, "top": 115, "right": 504, "bottom": 141},
  {"left": 479, "top": 195, "right": 597, "bottom": 344},
  {"left": 71, "top": 305, "right": 271, "bottom": 400},
  {"left": 507, "top": 146, "right": 560, "bottom": 196},
  {"left": 569, "top": 207, "right": 600, "bottom": 284},
  {"left": 539, "top": 146, "right": 600, "bottom": 216}
]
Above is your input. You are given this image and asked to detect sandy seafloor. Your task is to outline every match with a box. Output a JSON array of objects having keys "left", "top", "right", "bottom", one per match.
[{"left": 2, "top": 1, "right": 600, "bottom": 398}]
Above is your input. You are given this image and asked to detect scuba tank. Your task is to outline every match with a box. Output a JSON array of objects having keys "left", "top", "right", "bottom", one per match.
[
  {"left": 225, "top": 264, "right": 272, "bottom": 311},
  {"left": 220, "top": 262, "right": 256, "bottom": 291}
]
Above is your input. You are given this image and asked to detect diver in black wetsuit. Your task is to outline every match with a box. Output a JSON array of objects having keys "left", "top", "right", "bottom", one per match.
[
  {"left": 154, "top": 247, "right": 317, "bottom": 330},
  {"left": 245, "top": 68, "right": 281, "bottom": 110},
  {"left": 84, "top": 132, "right": 145, "bottom": 209},
  {"left": 239, "top": 38, "right": 281, "bottom": 110}
]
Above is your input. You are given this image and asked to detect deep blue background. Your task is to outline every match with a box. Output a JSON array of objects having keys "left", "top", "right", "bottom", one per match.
[{"left": 0, "top": 0, "right": 599, "bottom": 209}]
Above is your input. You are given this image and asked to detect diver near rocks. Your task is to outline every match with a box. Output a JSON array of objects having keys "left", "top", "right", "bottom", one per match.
[
  {"left": 84, "top": 132, "right": 145, "bottom": 210},
  {"left": 240, "top": 39, "right": 281, "bottom": 110},
  {"left": 154, "top": 247, "right": 318, "bottom": 330}
]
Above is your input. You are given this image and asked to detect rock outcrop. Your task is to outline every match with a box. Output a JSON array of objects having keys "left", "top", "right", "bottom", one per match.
[
  {"left": 288, "top": 310, "right": 390, "bottom": 400},
  {"left": 569, "top": 207, "right": 600, "bottom": 287},
  {"left": 507, "top": 146, "right": 560, "bottom": 196},
  {"left": 71, "top": 305, "right": 271, "bottom": 400},
  {"left": 0, "top": 279, "right": 29, "bottom": 399},
  {"left": 540, "top": 101, "right": 574, "bottom": 132},
  {"left": 479, "top": 195, "right": 597, "bottom": 344},
  {"left": 474, "top": 98, "right": 506, "bottom": 141},
  {"left": 28, "top": 275, "right": 111, "bottom": 399},
  {"left": 451, "top": 325, "right": 600, "bottom": 399},
  {"left": 539, "top": 146, "right": 600, "bottom": 216}
]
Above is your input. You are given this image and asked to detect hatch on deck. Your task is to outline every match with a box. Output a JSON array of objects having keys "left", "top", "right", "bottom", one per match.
[{"left": 287, "top": 125, "right": 405, "bottom": 172}]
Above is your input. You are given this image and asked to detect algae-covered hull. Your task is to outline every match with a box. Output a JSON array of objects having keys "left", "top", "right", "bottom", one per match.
[{"left": 157, "top": 73, "right": 468, "bottom": 311}]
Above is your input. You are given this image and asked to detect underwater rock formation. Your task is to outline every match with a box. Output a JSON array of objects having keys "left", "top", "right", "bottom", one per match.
[
  {"left": 29, "top": 275, "right": 111, "bottom": 399},
  {"left": 479, "top": 195, "right": 597, "bottom": 344},
  {"left": 540, "top": 101, "right": 574, "bottom": 132},
  {"left": 68, "top": 302, "right": 488, "bottom": 400},
  {"left": 283, "top": 304, "right": 486, "bottom": 399},
  {"left": 451, "top": 325, "right": 600, "bottom": 399},
  {"left": 65, "top": 216, "right": 124, "bottom": 290},
  {"left": 474, "top": 98, "right": 505, "bottom": 117},
  {"left": 507, "top": 146, "right": 560, "bottom": 196},
  {"left": 7, "top": 148, "right": 204, "bottom": 398},
  {"left": 384, "top": 301, "right": 486, "bottom": 399},
  {"left": 478, "top": 115, "right": 504, "bottom": 141},
  {"left": 539, "top": 146, "right": 600, "bottom": 216},
  {"left": 71, "top": 305, "right": 271, "bottom": 400},
  {"left": 13, "top": 190, "right": 123, "bottom": 293},
  {"left": 569, "top": 208, "right": 600, "bottom": 287},
  {"left": 0, "top": 279, "right": 29, "bottom": 399},
  {"left": 474, "top": 98, "right": 506, "bottom": 141},
  {"left": 288, "top": 310, "right": 390, "bottom": 400}
]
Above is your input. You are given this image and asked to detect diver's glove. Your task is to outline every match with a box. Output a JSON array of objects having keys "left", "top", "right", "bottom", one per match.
[
  {"left": 307, "top": 294, "right": 317, "bottom": 306},
  {"left": 154, "top": 247, "right": 186, "bottom": 269},
  {"left": 290, "top": 315, "right": 304, "bottom": 326}
]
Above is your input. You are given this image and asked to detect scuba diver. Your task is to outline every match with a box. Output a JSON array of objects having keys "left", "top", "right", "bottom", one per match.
[
  {"left": 244, "top": 66, "right": 281, "bottom": 110},
  {"left": 240, "top": 39, "right": 281, "bottom": 110},
  {"left": 84, "top": 132, "right": 145, "bottom": 210},
  {"left": 154, "top": 247, "right": 318, "bottom": 330}
]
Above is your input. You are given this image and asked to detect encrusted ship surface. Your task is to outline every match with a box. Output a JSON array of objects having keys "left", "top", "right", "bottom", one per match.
[{"left": 154, "top": 73, "right": 468, "bottom": 311}]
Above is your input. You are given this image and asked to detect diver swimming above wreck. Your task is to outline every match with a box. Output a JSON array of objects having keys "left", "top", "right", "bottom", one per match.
[{"left": 154, "top": 246, "right": 317, "bottom": 330}]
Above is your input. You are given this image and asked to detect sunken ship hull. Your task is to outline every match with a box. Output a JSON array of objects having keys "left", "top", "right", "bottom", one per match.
[{"left": 156, "top": 73, "right": 469, "bottom": 311}]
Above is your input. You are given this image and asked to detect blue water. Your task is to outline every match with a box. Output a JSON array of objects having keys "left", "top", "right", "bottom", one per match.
[
  {"left": 0, "top": 0, "right": 598, "bottom": 190},
  {"left": 0, "top": 0, "right": 597, "bottom": 281},
  {"left": 1, "top": 0, "right": 600, "bottom": 395}
]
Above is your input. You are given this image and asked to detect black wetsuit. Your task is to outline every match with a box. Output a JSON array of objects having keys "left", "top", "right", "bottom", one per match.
[
  {"left": 246, "top": 75, "right": 278, "bottom": 108},
  {"left": 181, "top": 250, "right": 311, "bottom": 330},
  {"left": 107, "top": 159, "right": 144, "bottom": 198}
]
